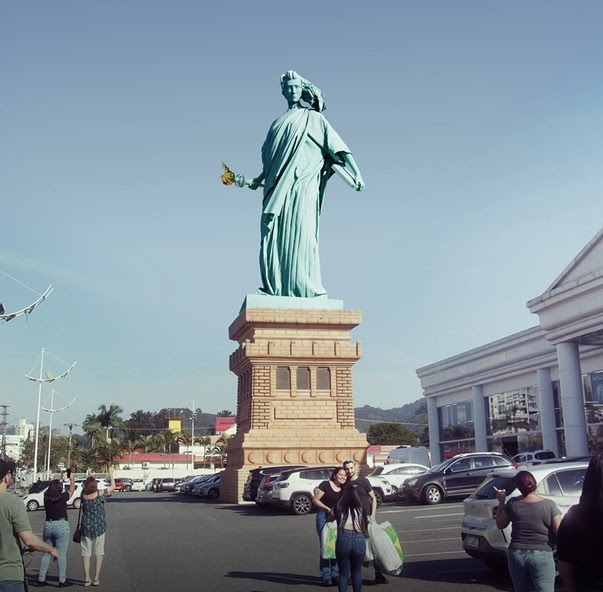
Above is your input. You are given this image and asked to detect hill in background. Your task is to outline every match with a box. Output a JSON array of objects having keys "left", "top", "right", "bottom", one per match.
[{"left": 354, "top": 399, "right": 427, "bottom": 435}]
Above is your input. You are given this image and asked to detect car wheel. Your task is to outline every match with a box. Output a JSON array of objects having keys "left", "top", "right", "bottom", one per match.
[
  {"left": 125, "top": 486, "right": 131, "bottom": 492},
  {"left": 373, "top": 489, "right": 383, "bottom": 507},
  {"left": 26, "top": 500, "right": 39, "bottom": 511},
  {"left": 208, "top": 488, "right": 220, "bottom": 499},
  {"left": 72, "top": 497, "right": 81, "bottom": 509},
  {"left": 291, "top": 494, "right": 312, "bottom": 515},
  {"left": 422, "top": 484, "right": 443, "bottom": 505}
]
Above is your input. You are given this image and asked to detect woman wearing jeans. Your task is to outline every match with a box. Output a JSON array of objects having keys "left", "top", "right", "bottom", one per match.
[
  {"left": 495, "top": 471, "right": 561, "bottom": 592},
  {"left": 330, "top": 485, "right": 368, "bottom": 592},
  {"left": 36, "top": 472, "right": 75, "bottom": 587},
  {"left": 313, "top": 467, "right": 347, "bottom": 586}
]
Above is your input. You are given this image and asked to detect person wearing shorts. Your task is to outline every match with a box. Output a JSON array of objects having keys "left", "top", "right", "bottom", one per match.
[{"left": 79, "top": 468, "right": 115, "bottom": 587}]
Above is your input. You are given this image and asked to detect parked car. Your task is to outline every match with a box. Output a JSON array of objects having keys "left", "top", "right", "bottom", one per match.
[
  {"left": 22, "top": 482, "right": 83, "bottom": 511},
  {"left": 130, "top": 478, "right": 145, "bottom": 492},
  {"left": 369, "top": 463, "right": 429, "bottom": 498},
  {"left": 272, "top": 466, "right": 339, "bottom": 515},
  {"left": 181, "top": 475, "right": 213, "bottom": 494},
  {"left": 386, "top": 446, "right": 431, "bottom": 467},
  {"left": 512, "top": 450, "right": 556, "bottom": 467},
  {"left": 365, "top": 475, "right": 394, "bottom": 505},
  {"left": 243, "top": 465, "right": 306, "bottom": 502},
  {"left": 114, "top": 478, "right": 133, "bottom": 492},
  {"left": 153, "top": 477, "right": 177, "bottom": 492},
  {"left": 403, "top": 452, "right": 515, "bottom": 505},
  {"left": 461, "top": 461, "right": 589, "bottom": 571},
  {"left": 195, "top": 473, "right": 222, "bottom": 499}
]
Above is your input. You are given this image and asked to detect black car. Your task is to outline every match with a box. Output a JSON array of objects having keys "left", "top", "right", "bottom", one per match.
[
  {"left": 243, "top": 465, "right": 306, "bottom": 502},
  {"left": 403, "top": 452, "right": 515, "bottom": 505}
]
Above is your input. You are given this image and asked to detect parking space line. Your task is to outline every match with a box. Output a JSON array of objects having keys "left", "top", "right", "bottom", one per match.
[
  {"left": 414, "top": 513, "right": 463, "bottom": 519},
  {"left": 405, "top": 550, "right": 466, "bottom": 558},
  {"left": 402, "top": 537, "right": 458, "bottom": 543},
  {"left": 399, "top": 526, "right": 460, "bottom": 532}
]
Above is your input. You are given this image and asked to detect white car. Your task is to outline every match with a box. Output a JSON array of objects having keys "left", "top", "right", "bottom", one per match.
[
  {"left": 130, "top": 478, "right": 145, "bottom": 492},
  {"left": 22, "top": 482, "right": 84, "bottom": 512},
  {"left": 511, "top": 450, "right": 556, "bottom": 467},
  {"left": 369, "top": 463, "right": 429, "bottom": 498},
  {"left": 461, "top": 461, "right": 589, "bottom": 571}
]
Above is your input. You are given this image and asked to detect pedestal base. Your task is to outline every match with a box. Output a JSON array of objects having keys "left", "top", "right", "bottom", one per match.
[{"left": 221, "top": 299, "right": 369, "bottom": 503}]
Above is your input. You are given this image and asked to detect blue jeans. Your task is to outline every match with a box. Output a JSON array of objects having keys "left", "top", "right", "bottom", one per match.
[
  {"left": 336, "top": 530, "right": 366, "bottom": 592},
  {"left": 316, "top": 511, "right": 339, "bottom": 582},
  {"left": 39, "top": 519, "right": 71, "bottom": 583},
  {"left": 507, "top": 548, "right": 555, "bottom": 592}
]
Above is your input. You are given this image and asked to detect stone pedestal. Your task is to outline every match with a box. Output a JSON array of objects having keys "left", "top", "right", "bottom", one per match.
[{"left": 220, "top": 297, "right": 369, "bottom": 503}]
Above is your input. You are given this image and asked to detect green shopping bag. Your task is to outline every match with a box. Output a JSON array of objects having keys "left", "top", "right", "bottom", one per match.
[
  {"left": 380, "top": 521, "right": 404, "bottom": 566},
  {"left": 321, "top": 522, "right": 337, "bottom": 559}
]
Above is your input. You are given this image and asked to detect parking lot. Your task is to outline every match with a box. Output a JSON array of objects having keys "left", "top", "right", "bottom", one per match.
[{"left": 19, "top": 491, "right": 533, "bottom": 592}]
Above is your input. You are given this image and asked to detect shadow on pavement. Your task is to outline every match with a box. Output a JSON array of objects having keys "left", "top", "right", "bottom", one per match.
[
  {"left": 401, "top": 557, "right": 513, "bottom": 589},
  {"left": 227, "top": 570, "right": 318, "bottom": 587}
]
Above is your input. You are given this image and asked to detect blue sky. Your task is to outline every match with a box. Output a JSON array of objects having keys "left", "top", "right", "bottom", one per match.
[{"left": 2, "top": 1, "right": 603, "bottom": 431}]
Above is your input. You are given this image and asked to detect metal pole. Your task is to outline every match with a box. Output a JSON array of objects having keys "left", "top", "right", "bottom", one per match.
[
  {"left": 191, "top": 400, "right": 195, "bottom": 472},
  {"left": 45, "top": 390, "right": 55, "bottom": 478},
  {"left": 33, "top": 349, "right": 44, "bottom": 479}
]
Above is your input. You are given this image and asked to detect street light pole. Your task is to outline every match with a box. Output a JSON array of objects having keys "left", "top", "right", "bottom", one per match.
[{"left": 191, "top": 400, "right": 195, "bottom": 472}]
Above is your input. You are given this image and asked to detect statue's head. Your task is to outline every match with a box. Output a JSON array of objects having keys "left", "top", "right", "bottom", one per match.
[{"left": 280, "top": 70, "right": 325, "bottom": 112}]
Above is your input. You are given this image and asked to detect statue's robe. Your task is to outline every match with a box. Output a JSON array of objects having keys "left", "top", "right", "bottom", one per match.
[{"left": 259, "top": 108, "right": 350, "bottom": 297}]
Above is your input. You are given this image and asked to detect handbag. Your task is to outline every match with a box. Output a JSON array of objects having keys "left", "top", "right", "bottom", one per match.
[
  {"left": 368, "top": 522, "right": 403, "bottom": 575},
  {"left": 72, "top": 502, "right": 82, "bottom": 543}
]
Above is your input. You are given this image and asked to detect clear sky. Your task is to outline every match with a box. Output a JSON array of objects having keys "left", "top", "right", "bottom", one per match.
[{"left": 2, "top": 1, "right": 603, "bottom": 432}]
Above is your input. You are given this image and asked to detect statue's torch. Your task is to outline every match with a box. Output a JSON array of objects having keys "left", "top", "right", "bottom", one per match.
[{"left": 220, "top": 163, "right": 257, "bottom": 188}]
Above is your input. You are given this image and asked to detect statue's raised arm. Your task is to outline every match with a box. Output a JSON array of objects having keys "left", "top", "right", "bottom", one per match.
[{"left": 222, "top": 70, "right": 365, "bottom": 298}]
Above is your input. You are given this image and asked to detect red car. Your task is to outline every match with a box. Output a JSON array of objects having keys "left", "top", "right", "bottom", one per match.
[{"left": 114, "top": 478, "right": 133, "bottom": 492}]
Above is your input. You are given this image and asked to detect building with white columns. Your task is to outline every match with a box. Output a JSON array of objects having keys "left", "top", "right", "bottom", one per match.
[{"left": 417, "top": 228, "right": 603, "bottom": 466}]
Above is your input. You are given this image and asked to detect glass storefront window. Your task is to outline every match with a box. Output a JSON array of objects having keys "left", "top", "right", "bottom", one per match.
[
  {"left": 487, "top": 387, "right": 540, "bottom": 436},
  {"left": 441, "top": 440, "right": 475, "bottom": 459},
  {"left": 438, "top": 401, "right": 474, "bottom": 441},
  {"left": 586, "top": 423, "right": 603, "bottom": 454}
]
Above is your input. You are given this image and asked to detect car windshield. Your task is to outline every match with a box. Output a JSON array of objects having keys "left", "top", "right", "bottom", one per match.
[
  {"left": 369, "top": 467, "right": 385, "bottom": 476},
  {"left": 429, "top": 458, "right": 457, "bottom": 473},
  {"left": 473, "top": 476, "right": 517, "bottom": 499}
]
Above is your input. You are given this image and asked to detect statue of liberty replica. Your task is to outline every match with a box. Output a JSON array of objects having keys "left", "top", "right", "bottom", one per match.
[
  {"left": 220, "top": 71, "right": 369, "bottom": 504},
  {"left": 222, "top": 69, "right": 365, "bottom": 298}
]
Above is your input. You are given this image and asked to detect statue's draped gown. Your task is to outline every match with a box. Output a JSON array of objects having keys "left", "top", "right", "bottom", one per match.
[{"left": 259, "top": 107, "right": 350, "bottom": 297}]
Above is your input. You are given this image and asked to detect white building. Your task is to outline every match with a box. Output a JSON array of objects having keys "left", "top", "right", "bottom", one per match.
[
  {"left": 417, "top": 228, "right": 603, "bottom": 466},
  {"left": 3, "top": 419, "right": 33, "bottom": 461}
]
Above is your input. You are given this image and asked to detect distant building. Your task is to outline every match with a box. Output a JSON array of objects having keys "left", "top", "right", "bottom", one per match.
[
  {"left": 2, "top": 419, "right": 33, "bottom": 461},
  {"left": 215, "top": 417, "right": 235, "bottom": 435},
  {"left": 417, "top": 228, "right": 603, "bottom": 465}
]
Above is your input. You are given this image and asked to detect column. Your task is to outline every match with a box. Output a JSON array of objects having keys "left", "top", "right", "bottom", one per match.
[
  {"left": 427, "top": 397, "right": 440, "bottom": 466},
  {"left": 556, "top": 341, "right": 589, "bottom": 456},
  {"left": 537, "top": 368, "right": 558, "bottom": 456},
  {"left": 472, "top": 385, "right": 488, "bottom": 452}
]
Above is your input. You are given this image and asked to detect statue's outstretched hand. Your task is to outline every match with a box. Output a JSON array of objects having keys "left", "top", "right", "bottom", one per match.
[{"left": 248, "top": 178, "right": 262, "bottom": 190}]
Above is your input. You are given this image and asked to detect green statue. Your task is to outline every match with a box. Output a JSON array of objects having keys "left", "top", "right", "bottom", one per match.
[{"left": 224, "top": 70, "right": 365, "bottom": 298}]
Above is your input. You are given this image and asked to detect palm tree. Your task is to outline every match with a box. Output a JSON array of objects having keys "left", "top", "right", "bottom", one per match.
[
  {"left": 213, "top": 433, "right": 231, "bottom": 469},
  {"left": 198, "top": 436, "right": 211, "bottom": 468}
]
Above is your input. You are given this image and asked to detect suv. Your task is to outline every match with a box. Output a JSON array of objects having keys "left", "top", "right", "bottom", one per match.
[
  {"left": 272, "top": 466, "right": 338, "bottom": 515},
  {"left": 243, "top": 465, "right": 305, "bottom": 502},
  {"left": 404, "top": 452, "right": 515, "bottom": 505},
  {"left": 153, "top": 477, "right": 177, "bottom": 492},
  {"left": 461, "top": 461, "right": 589, "bottom": 570}
]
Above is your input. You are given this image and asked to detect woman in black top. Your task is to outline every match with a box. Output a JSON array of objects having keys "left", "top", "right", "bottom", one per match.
[
  {"left": 36, "top": 472, "right": 76, "bottom": 587},
  {"left": 558, "top": 453, "right": 603, "bottom": 592},
  {"left": 312, "top": 467, "right": 347, "bottom": 586}
]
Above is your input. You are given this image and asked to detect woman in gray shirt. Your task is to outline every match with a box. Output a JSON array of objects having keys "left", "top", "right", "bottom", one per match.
[{"left": 495, "top": 470, "right": 561, "bottom": 592}]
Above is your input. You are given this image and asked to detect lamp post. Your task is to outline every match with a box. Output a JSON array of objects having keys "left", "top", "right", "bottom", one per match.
[
  {"left": 26, "top": 349, "right": 76, "bottom": 479},
  {"left": 42, "top": 389, "right": 76, "bottom": 478}
]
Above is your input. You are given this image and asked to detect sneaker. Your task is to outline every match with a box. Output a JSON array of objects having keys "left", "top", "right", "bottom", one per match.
[
  {"left": 331, "top": 577, "right": 339, "bottom": 586},
  {"left": 321, "top": 580, "right": 331, "bottom": 587},
  {"left": 375, "top": 574, "right": 389, "bottom": 584}
]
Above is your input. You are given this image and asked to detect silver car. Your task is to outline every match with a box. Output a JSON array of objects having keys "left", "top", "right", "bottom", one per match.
[{"left": 461, "top": 461, "right": 589, "bottom": 571}]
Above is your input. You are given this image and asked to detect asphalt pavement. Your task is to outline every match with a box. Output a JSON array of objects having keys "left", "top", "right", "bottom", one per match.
[{"left": 19, "top": 492, "right": 541, "bottom": 592}]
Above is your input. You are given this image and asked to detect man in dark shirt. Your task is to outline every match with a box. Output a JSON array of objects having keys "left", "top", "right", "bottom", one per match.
[{"left": 343, "top": 460, "right": 388, "bottom": 585}]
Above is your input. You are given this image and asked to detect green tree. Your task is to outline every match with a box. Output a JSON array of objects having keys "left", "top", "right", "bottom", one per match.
[
  {"left": 216, "top": 410, "right": 233, "bottom": 417},
  {"left": 367, "top": 422, "right": 419, "bottom": 446}
]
